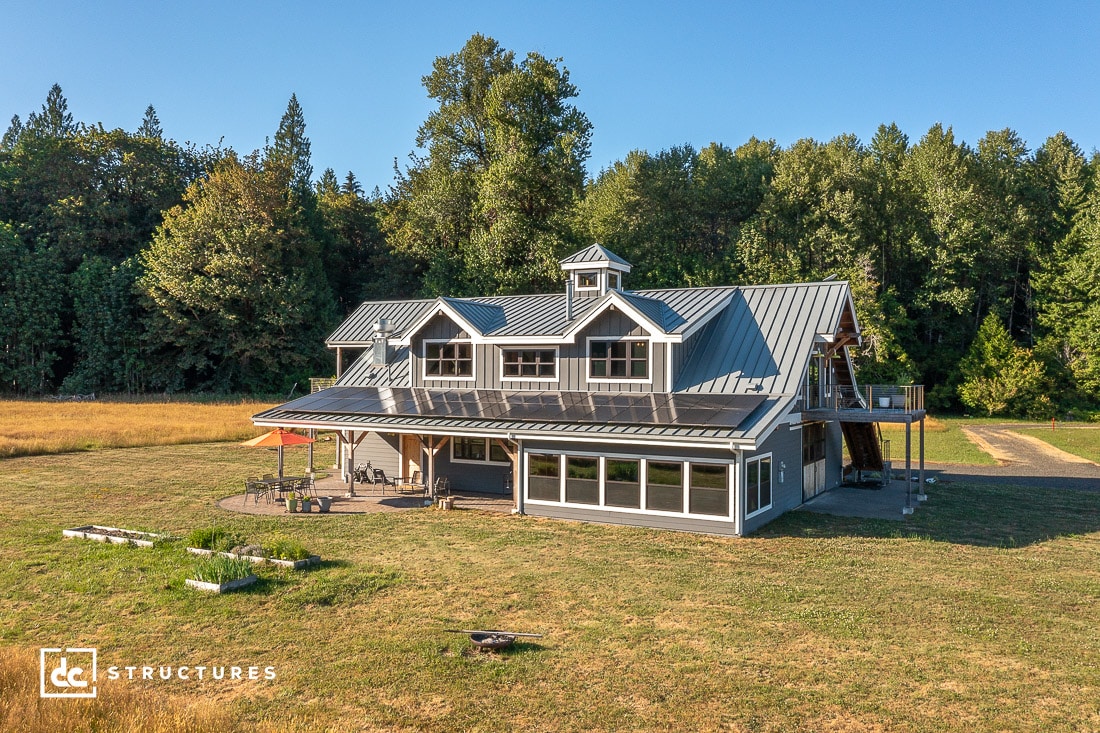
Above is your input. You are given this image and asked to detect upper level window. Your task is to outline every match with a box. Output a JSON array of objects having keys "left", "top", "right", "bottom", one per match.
[
  {"left": 576, "top": 271, "right": 598, "bottom": 289},
  {"left": 608, "top": 271, "right": 620, "bottom": 290},
  {"left": 424, "top": 341, "right": 472, "bottom": 379},
  {"left": 590, "top": 340, "right": 648, "bottom": 380},
  {"left": 503, "top": 349, "right": 556, "bottom": 379}
]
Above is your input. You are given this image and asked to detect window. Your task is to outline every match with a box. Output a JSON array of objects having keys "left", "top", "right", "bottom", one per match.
[
  {"left": 565, "top": 456, "right": 599, "bottom": 504},
  {"left": 528, "top": 453, "right": 560, "bottom": 501},
  {"left": 746, "top": 456, "right": 772, "bottom": 517},
  {"left": 590, "top": 340, "right": 648, "bottom": 379},
  {"left": 576, "top": 271, "right": 598, "bottom": 289},
  {"left": 646, "top": 461, "right": 683, "bottom": 512},
  {"left": 605, "top": 458, "right": 640, "bottom": 508},
  {"left": 608, "top": 271, "right": 619, "bottom": 290},
  {"left": 424, "top": 341, "right": 472, "bottom": 378},
  {"left": 689, "top": 463, "right": 728, "bottom": 516},
  {"left": 452, "top": 437, "right": 509, "bottom": 464},
  {"left": 503, "top": 349, "right": 556, "bottom": 379}
]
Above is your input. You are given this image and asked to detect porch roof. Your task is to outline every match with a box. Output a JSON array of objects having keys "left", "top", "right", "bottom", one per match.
[{"left": 253, "top": 386, "right": 791, "bottom": 447}]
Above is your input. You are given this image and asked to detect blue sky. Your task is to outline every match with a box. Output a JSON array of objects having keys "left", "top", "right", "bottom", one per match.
[{"left": 4, "top": 1, "right": 1097, "bottom": 191}]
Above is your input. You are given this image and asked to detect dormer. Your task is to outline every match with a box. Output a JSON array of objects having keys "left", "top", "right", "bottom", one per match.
[{"left": 559, "top": 244, "right": 632, "bottom": 297}]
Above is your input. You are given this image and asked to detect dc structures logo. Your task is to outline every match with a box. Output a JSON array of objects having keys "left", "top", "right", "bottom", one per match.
[{"left": 40, "top": 648, "right": 97, "bottom": 698}]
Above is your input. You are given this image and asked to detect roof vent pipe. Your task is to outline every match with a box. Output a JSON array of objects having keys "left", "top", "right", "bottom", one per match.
[
  {"left": 566, "top": 279, "right": 574, "bottom": 321},
  {"left": 372, "top": 318, "right": 394, "bottom": 366}
]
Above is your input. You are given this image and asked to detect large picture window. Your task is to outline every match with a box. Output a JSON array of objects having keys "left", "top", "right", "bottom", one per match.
[
  {"left": 424, "top": 341, "right": 472, "bottom": 378},
  {"left": 565, "top": 456, "right": 599, "bottom": 504},
  {"left": 503, "top": 349, "right": 556, "bottom": 379},
  {"left": 689, "top": 463, "right": 729, "bottom": 516},
  {"left": 646, "top": 461, "right": 683, "bottom": 512},
  {"left": 746, "top": 455, "right": 772, "bottom": 517},
  {"left": 605, "top": 458, "right": 640, "bottom": 508},
  {"left": 590, "top": 340, "right": 648, "bottom": 379},
  {"left": 528, "top": 453, "right": 560, "bottom": 501}
]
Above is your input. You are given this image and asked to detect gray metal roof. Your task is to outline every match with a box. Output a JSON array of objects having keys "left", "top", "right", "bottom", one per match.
[
  {"left": 674, "top": 282, "right": 850, "bottom": 395},
  {"left": 336, "top": 346, "right": 411, "bottom": 387},
  {"left": 559, "top": 243, "right": 632, "bottom": 268},
  {"left": 327, "top": 299, "right": 433, "bottom": 346},
  {"left": 442, "top": 297, "right": 506, "bottom": 334}
]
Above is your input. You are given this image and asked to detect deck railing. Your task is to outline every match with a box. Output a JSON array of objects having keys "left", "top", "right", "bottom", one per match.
[
  {"left": 310, "top": 377, "right": 337, "bottom": 393},
  {"left": 801, "top": 384, "right": 924, "bottom": 413}
]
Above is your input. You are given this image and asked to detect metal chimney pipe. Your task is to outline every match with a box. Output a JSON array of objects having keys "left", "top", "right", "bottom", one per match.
[{"left": 566, "top": 279, "right": 574, "bottom": 321}]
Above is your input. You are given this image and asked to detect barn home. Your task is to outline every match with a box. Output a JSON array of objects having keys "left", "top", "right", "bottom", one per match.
[{"left": 254, "top": 244, "right": 926, "bottom": 535}]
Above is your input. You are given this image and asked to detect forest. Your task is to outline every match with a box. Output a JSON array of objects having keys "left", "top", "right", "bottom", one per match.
[{"left": 1, "top": 34, "right": 1098, "bottom": 418}]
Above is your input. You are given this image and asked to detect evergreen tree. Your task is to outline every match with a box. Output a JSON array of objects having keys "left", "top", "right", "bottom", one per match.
[
  {"left": 958, "top": 314, "right": 1049, "bottom": 417},
  {"left": 24, "top": 83, "right": 77, "bottom": 138},
  {"left": 137, "top": 105, "right": 163, "bottom": 139}
]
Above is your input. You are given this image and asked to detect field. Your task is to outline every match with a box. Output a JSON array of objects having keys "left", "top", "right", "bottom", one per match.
[
  {"left": 870, "top": 416, "right": 997, "bottom": 466},
  {"left": 0, "top": 399, "right": 277, "bottom": 458},
  {"left": 3, "top": 417, "right": 1099, "bottom": 731},
  {"left": 1013, "top": 426, "right": 1100, "bottom": 464}
]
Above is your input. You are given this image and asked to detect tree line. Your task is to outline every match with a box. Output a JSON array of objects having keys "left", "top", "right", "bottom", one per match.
[{"left": 1, "top": 34, "right": 1098, "bottom": 418}]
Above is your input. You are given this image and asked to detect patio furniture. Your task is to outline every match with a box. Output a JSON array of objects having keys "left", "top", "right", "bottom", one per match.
[
  {"left": 372, "top": 468, "right": 396, "bottom": 491},
  {"left": 244, "top": 479, "right": 263, "bottom": 504},
  {"left": 433, "top": 476, "right": 450, "bottom": 499},
  {"left": 399, "top": 471, "right": 427, "bottom": 496}
]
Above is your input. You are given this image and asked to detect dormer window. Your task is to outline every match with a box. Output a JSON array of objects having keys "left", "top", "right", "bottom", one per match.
[
  {"left": 589, "top": 339, "right": 649, "bottom": 380},
  {"left": 424, "top": 340, "right": 473, "bottom": 379},
  {"left": 576, "top": 271, "right": 599, "bottom": 290},
  {"left": 608, "top": 271, "right": 619, "bottom": 291}
]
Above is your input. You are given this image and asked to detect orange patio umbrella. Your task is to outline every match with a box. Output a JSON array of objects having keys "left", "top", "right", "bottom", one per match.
[{"left": 241, "top": 428, "right": 315, "bottom": 477}]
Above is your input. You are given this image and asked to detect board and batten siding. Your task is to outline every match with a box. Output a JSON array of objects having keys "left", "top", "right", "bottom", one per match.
[
  {"left": 410, "top": 308, "right": 666, "bottom": 392},
  {"left": 341, "top": 431, "right": 401, "bottom": 477}
]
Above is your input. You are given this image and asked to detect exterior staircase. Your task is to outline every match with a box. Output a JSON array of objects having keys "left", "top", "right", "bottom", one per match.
[{"left": 842, "top": 421, "right": 885, "bottom": 472}]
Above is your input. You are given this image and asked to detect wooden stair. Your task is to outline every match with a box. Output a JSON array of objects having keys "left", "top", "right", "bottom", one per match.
[{"left": 842, "top": 421, "right": 884, "bottom": 471}]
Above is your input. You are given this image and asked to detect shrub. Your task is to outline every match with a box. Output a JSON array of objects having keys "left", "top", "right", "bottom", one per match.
[
  {"left": 186, "top": 527, "right": 244, "bottom": 552},
  {"left": 265, "top": 536, "right": 310, "bottom": 561}
]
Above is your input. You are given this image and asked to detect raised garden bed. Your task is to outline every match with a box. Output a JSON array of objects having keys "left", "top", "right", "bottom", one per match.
[
  {"left": 185, "top": 575, "right": 258, "bottom": 593},
  {"left": 185, "top": 546, "right": 321, "bottom": 569},
  {"left": 63, "top": 525, "right": 170, "bottom": 547}
]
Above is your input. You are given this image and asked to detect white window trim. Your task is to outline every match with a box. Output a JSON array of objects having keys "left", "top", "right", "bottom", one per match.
[
  {"left": 421, "top": 338, "right": 476, "bottom": 382},
  {"left": 575, "top": 271, "right": 600, "bottom": 291},
  {"left": 523, "top": 448, "right": 735, "bottom": 522},
  {"left": 744, "top": 452, "right": 774, "bottom": 520},
  {"left": 451, "top": 437, "right": 511, "bottom": 465},
  {"left": 585, "top": 336, "right": 653, "bottom": 385},
  {"left": 499, "top": 346, "right": 560, "bottom": 384}
]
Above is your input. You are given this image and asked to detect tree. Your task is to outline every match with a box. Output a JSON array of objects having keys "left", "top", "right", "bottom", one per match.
[
  {"left": 382, "top": 34, "right": 591, "bottom": 295},
  {"left": 958, "top": 314, "right": 1049, "bottom": 417},
  {"left": 24, "top": 83, "right": 77, "bottom": 138},
  {"left": 0, "top": 223, "right": 64, "bottom": 393},
  {"left": 139, "top": 152, "right": 334, "bottom": 393},
  {"left": 137, "top": 105, "right": 163, "bottom": 139},
  {"left": 265, "top": 93, "right": 313, "bottom": 197}
]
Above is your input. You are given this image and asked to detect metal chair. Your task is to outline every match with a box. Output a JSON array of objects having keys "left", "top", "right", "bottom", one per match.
[
  {"left": 402, "top": 470, "right": 427, "bottom": 496},
  {"left": 372, "top": 468, "right": 396, "bottom": 492}
]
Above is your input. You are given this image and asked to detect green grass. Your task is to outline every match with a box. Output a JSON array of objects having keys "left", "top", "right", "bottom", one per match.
[
  {"left": 1013, "top": 426, "right": 1100, "bottom": 464},
  {"left": 872, "top": 416, "right": 998, "bottom": 465},
  {"left": 3, "top": 442, "right": 1100, "bottom": 731}
]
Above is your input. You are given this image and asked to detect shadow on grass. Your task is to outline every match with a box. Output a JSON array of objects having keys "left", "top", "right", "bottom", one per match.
[{"left": 763, "top": 480, "right": 1100, "bottom": 548}]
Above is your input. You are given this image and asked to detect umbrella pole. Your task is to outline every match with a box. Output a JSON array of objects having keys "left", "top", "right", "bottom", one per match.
[{"left": 278, "top": 446, "right": 284, "bottom": 478}]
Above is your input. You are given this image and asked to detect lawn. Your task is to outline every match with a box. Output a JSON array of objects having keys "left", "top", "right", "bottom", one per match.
[
  {"left": 1013, "top": 426, "right": 1100, "bottom": 464},
  {"left": 3, "top": 441, "right": 1099, "bottom": 732},
  {"left": 873, "top": 416, "right": 998, "bottom": 465},
  {"left": 0, "top": 398, "right": 278, "bottom": 458}
]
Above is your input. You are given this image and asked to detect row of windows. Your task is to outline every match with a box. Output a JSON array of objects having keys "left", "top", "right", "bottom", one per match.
[
  {"left": 527, "top": 453, "right": 732, "bottom": 517},
  {"left": 452, "top": 436, "right": 509, "bottom": 464},
  {"left": 422, "top": 341, "right": 649, "bottom": 381}
]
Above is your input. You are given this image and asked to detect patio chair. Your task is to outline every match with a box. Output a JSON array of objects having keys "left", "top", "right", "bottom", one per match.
[
  {"left": 433, "top": 476, "right": 450, "bottom": 499},
  {"left": 401, "top": 471, "right": 427, "bottom": 496},
  {"left": 372, "top": 468, "right": 396, "bottom": 492},
  {"left": 244, "top": 480, "right": 262, "bottom": 505}
]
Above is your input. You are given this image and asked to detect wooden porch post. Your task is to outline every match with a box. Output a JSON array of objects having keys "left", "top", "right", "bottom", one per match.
[
  {"left": 493, "top": 438, "right": 522, "bottom": 513},
  {"left": 419, "top": 436, "right": 450, "bottom": 500}
]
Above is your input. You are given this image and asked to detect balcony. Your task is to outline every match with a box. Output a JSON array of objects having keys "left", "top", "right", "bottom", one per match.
[
  {"left": 310, "top": 377, "right": 337, "bottom": 393},
  {"left": 801, "top": 384, "right": 925, "bottom": 423}
]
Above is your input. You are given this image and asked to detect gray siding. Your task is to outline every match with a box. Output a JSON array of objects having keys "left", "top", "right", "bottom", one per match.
[
  {"left": 412, "top": 315, "right": 471, "bottom": 389},
  {"left": 826, "top": 420, "right": 844, "bottom": 489},
  {"left": 742, "top": 423, "right": 804, "bottom": 534},
  {"left": 434, "top": 445, "right": 513, "bottom": 495},
  {"left": 346, "top": 431, "right": 401, "bottom": 477}
]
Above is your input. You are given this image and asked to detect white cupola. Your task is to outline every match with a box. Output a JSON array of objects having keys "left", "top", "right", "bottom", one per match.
[{"left": 559, "top": 243, "right": 632, "bottom": 298}]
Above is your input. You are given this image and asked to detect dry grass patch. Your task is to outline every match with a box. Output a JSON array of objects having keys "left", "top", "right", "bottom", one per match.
[
  {"left": 0, "top": 399, "right": 277, "bottom": 458},
  {"left": 0, "top": 647, "right": 287, "bottom": 733}
]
